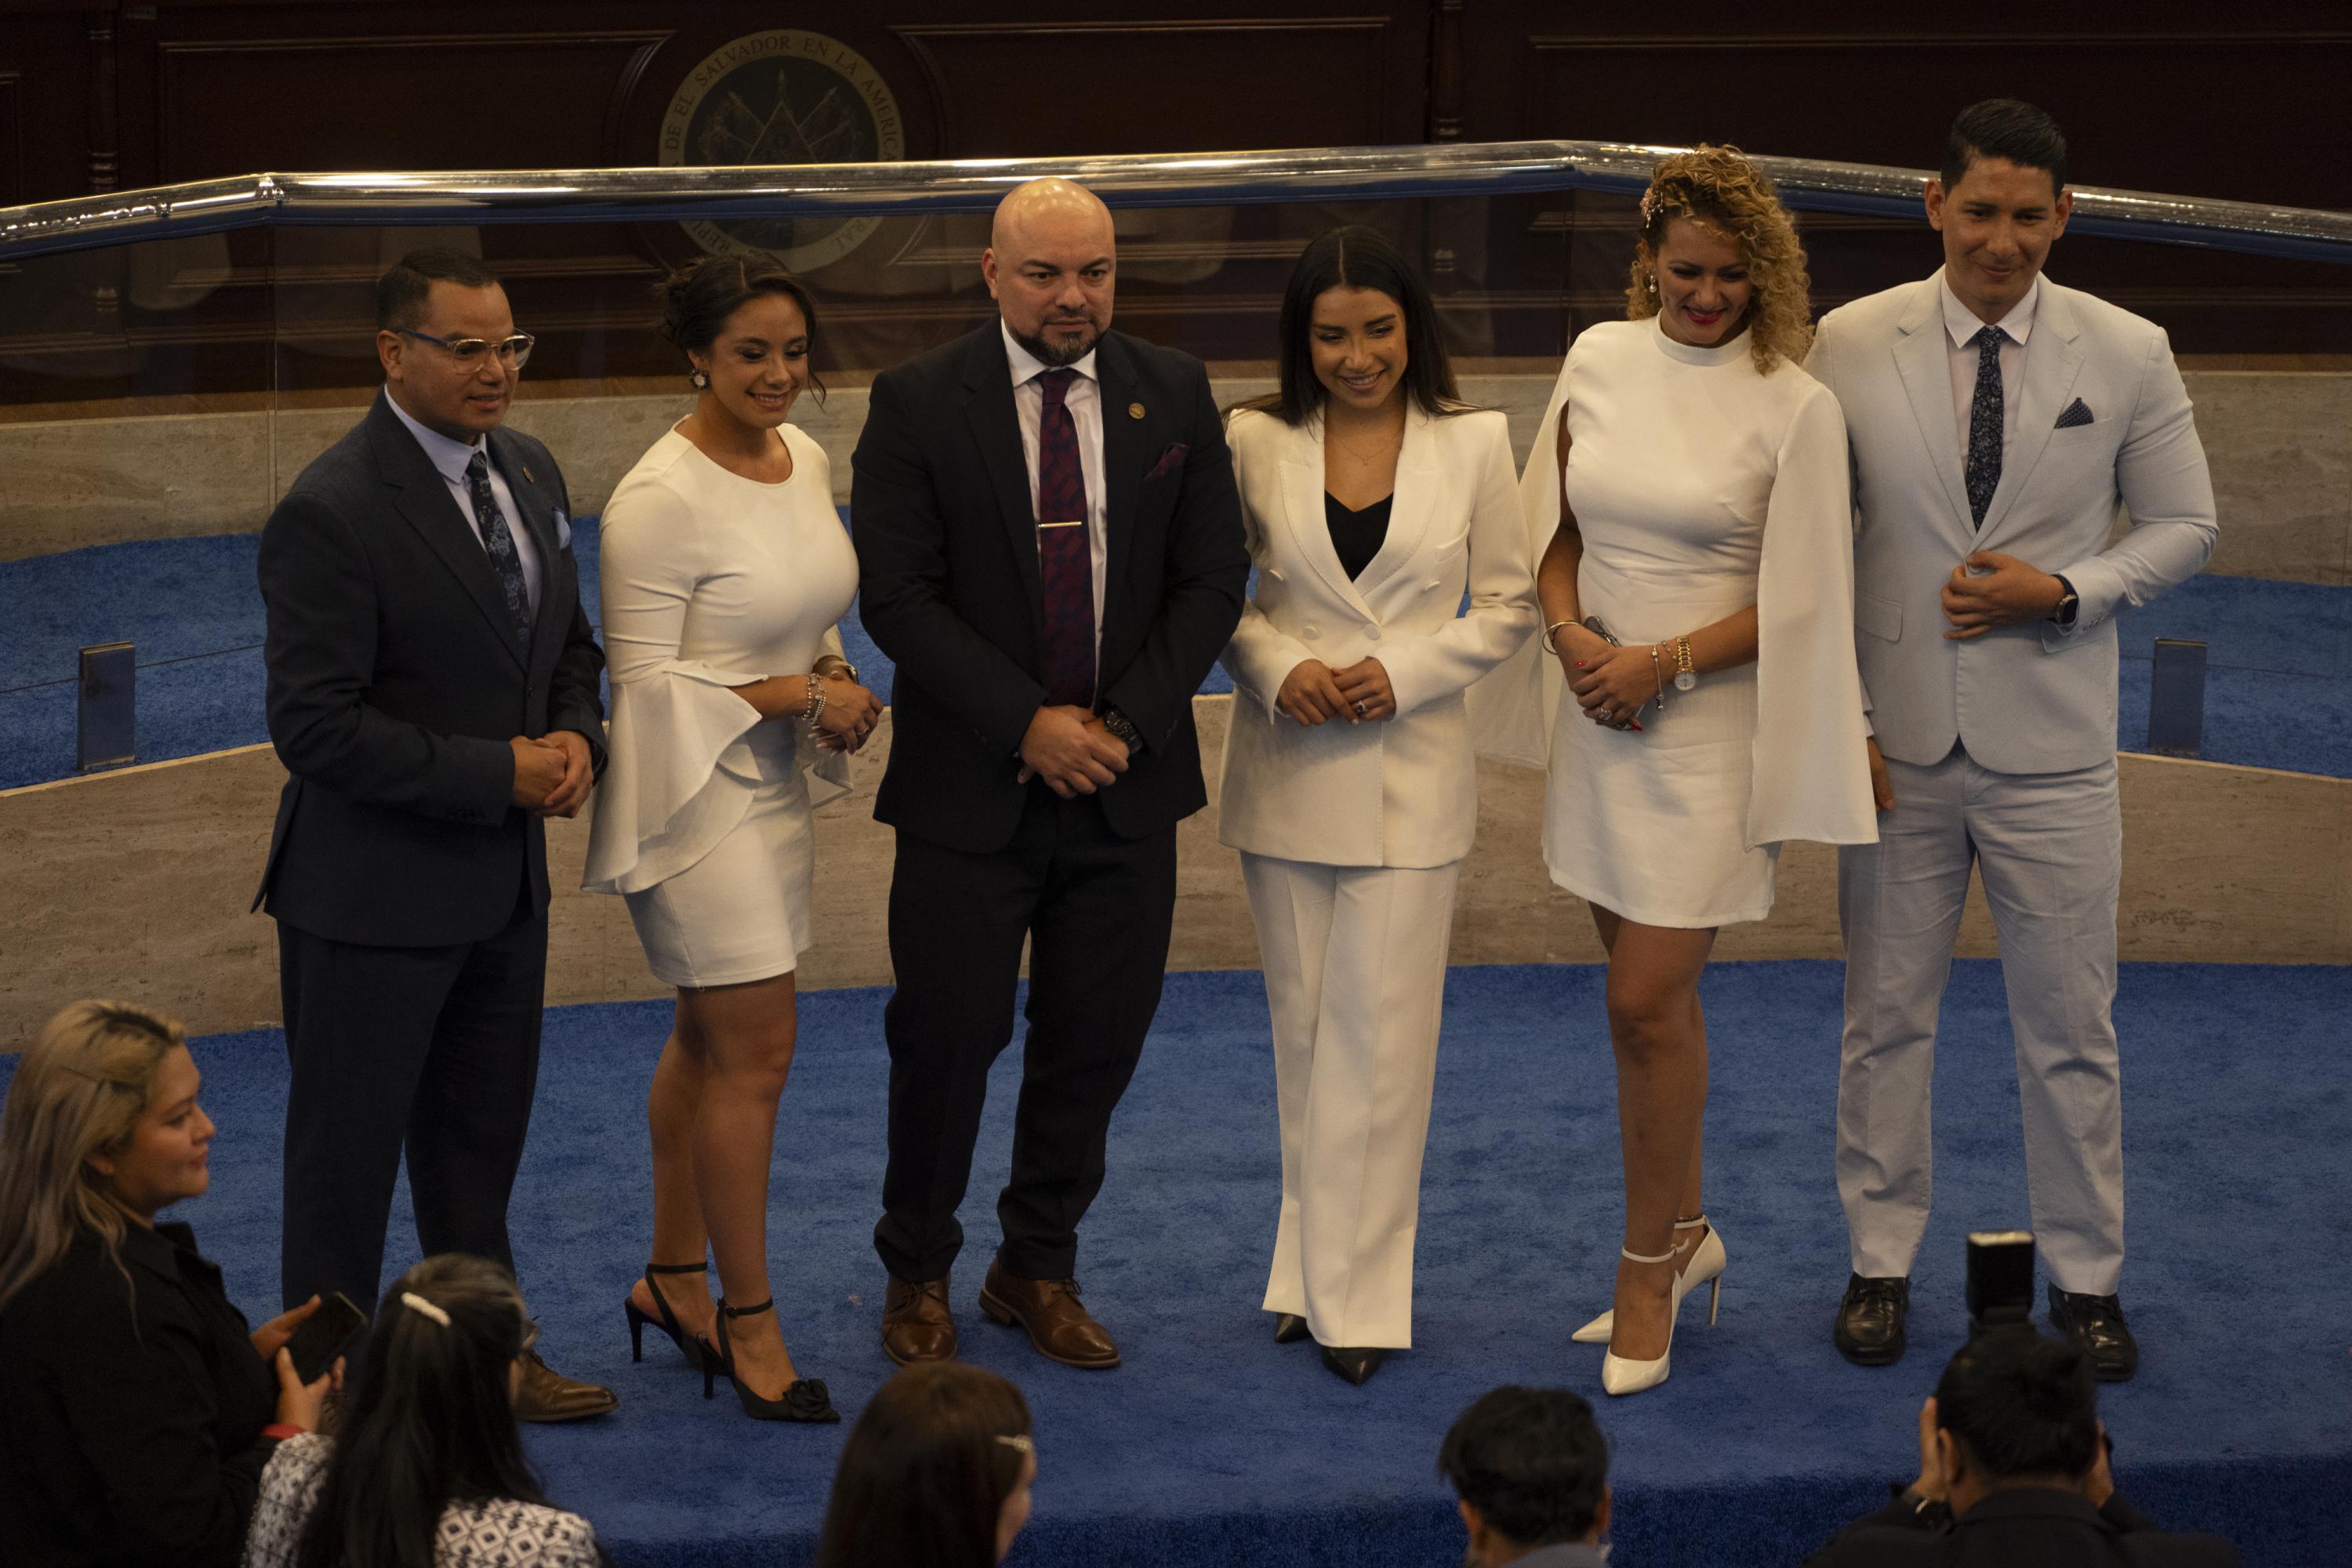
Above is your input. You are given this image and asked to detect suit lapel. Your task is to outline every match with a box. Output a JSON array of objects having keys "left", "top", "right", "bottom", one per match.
[
  {"left": 1096, "top": 332, "right": 1147, "bottom": 634},
  {"left": 367, "top": 397, "right": 529, "bottom": 670},
  {"left": 1976, "top": 281, "right": 2086, "bottom": 543},
  {"left": 1893, "top": 277, "right": 1976, "bottom": 549},
  {"left": 960, "top": 328, "right": 1046, "bottom": 632},
  {"left": 1283, "top": 416, "right": 1375, "bottom": 621},
  {"left": 1349, "top": 404, "right": 1438, "bottom": 604}
]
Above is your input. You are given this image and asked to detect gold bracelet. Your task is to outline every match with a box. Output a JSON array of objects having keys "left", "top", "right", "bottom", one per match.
[
  {"left": 1543, "top": 619, "right": 1574, "bottom": 654},
  {"left": 1672, "top": 634, "right": 1697, "bottom": 691}
]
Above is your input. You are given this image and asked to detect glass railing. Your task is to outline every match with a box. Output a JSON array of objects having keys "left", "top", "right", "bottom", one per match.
[{"left": 2, "top": 142, "right": 2347, "bottom": 789}]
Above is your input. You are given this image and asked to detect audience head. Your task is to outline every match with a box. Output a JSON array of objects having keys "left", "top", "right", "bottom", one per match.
[
  {"left": 1439, "top": 1385, "right": 1612, "bottom": 1565},
  {"left": 1628, "top": 144, "right": 1811, "bottom": 372},
  {"left": 1257, "top": 224, "right": 1464, "bottom": 427},
  {"left": 655, "top": 255, "right": 827, "bottom": 426},
  {"left": 1930, "top": 1329, "right": 2103, "bottom": 1516},
  {"left": 374, "top": 248, "right": 522, "bottom": 443},
  {"left": 294, "top": 1255, "right": 548, "bottom": 1568},
  {"left": 1928, "top": 99, "right": 2072, "bottom": 322},
  {"left": 985, "top": 176, "right": 1116, "bottom": 368},
  {"left": 814, "top": 1362, "right": 1036, "bottom": 1568},
  {"left": 0, "top": 1000, "right": 201, "bottom": 1311}
]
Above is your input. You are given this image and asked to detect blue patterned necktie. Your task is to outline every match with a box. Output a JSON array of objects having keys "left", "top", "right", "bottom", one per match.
[
  {"left": 465, "top": 449, "right": 534, "bottom": 648},
  {"left": 1965, "top": 324, "right": 2009, "bottom": 528}
]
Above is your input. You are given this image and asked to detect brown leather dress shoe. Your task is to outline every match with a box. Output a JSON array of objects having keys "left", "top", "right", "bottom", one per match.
[
  {"left": 881, "top": 1273, "right": 957, "bottom": 1366},
  {"left": 978, "top": 1260, "right": 1120, "bottom": 1369},
  {"left": 513, "top": 1346, "right": 619, "bottom": 1423}
]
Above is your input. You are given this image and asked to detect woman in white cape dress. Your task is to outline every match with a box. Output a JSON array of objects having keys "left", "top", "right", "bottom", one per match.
[
  {"left": 583, "top": 259, "right": 880, "bottom": 1423},
  {"left": 1472, "top": 147, "right": 1875, "bottom": 1396}
]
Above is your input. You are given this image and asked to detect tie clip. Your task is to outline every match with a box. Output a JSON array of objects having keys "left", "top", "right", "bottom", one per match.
[{"left": 1037, "top": 519, "right": 1085, "bottom": 529}]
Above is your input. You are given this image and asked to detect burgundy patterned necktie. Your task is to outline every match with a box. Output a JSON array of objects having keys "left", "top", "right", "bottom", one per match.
[{"left": 1033, "top": 368, "right": 1096, "bottom": 707}]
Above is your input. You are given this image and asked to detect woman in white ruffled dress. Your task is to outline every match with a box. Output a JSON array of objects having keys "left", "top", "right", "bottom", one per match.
[
  {"left": 583, "top": 258, "right": 880, "bottom": 1423},
  {"left": 1477, "top": 147, "right": 1875, "bottom": 1396}
]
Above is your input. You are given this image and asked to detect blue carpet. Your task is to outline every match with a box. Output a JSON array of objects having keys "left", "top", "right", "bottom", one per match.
[{"left": 2, "top": 960, "right": 2343, "bottom": 1566}]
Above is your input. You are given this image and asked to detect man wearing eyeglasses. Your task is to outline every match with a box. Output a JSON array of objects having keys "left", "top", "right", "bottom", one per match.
[{"left": 253, "top": 249, "right": 614, "bottom": 1420}]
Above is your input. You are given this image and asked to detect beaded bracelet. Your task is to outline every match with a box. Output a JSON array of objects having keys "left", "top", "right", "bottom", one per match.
[{"left": 800, "top": 673, "right": 827, "bottom": 728}]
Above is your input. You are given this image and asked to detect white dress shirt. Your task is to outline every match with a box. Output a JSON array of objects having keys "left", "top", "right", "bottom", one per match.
[
  {"left": 1002, "top": 321, "right": 1109, "bottom": 666},
  {"left": 386, "top": 389, "right": 542, "bottom": 617},
  {"left": 1941, "top": 273, "right": 2039, "bottom": 459}
]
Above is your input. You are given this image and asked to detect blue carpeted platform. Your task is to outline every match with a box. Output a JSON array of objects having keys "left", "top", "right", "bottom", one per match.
[
  {"left": 4, "top": 960, "right": 2343, "bottom": 1566},
  {"left": 0, "top": 526, "right": 2339, "bottom": 789}
]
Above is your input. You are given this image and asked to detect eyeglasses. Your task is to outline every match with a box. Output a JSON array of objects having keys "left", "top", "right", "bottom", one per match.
[{"left": 397, "top": 328, "right": 536, "bottom": 368}]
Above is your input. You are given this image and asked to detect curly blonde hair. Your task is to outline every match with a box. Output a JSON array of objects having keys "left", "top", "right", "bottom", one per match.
[{"left": 1627, "top": 145, "right": 1813, "bottom": 374}]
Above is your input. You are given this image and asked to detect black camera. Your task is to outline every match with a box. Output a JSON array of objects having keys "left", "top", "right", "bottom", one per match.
[{"left": 1965, "top": 1229, "right": 2037, "bottom": 1337}]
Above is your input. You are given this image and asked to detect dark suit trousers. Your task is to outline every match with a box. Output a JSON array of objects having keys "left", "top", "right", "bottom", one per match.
[
  {"left": 276, "top": 892, "right": 546, "bottom": 1311},
  {"left": 877, "top": 786, "right": 1178, "bottom": 1283}
]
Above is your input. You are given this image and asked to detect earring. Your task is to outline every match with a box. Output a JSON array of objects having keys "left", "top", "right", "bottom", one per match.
[
  {"left": 1645, "top": 274, "right": 1658, "bottom": 294},
  {"left": 689, "top": 368, "right": 710, "bottom": 390}
]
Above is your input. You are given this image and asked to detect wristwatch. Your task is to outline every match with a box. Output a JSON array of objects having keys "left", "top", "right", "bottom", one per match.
[
  {"left": 2049, "top": 575, "right": 2080, "bottom": 628},
  {"left": 1098, "top": 706, "right": 1145, "bottom": 754},
  {"left": 817, "top": 656, "right": 861, "bottom": 684}
]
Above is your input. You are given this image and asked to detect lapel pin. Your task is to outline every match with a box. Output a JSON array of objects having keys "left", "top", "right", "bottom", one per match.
[
  {"left": 521, "top": 463, "right": 535, "bottom": 484},
  {"left": 1128, "top": 402, "right": 1145, "bottom": 420}
]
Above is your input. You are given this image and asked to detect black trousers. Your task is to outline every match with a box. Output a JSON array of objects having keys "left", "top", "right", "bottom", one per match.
[
  {"left": 276, "top": 895, "right": 547, "bottom": 1312},
  {"left": 876, "top": 788, "right": 1178, "bottom": 1283}
]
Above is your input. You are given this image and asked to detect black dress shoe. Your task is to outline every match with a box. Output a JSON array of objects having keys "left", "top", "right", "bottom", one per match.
[
  {"left": 2048, "top": 1284, "right": 2139, "bottom": 1382},
  {"left": 1318, "top": 1344, "right": 1386, "bottom": 1385},
  {"left": 1833, "top": 1273, "right": 1910, "bottom": 1366},
  {"left": 1272, "top": 1312, "right": 1309, "bottom": 1345}
]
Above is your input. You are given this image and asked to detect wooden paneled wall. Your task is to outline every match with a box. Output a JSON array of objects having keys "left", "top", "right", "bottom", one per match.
[{"left": 2, "top": 2, "right": 2345, "bottom": 410}]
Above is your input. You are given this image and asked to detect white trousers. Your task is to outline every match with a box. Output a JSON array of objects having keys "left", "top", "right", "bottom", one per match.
[
  {"left": 1240, "top": 852, "right": 1461, "bottom": 1349},
  {"left": 1836, "top": 746, "right": 2125, "bottom": 1294}
]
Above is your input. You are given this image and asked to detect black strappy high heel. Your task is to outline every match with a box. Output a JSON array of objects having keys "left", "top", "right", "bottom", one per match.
[
  {"left": 624, "top": 1261, "right": 710, "bottom": 1373},
  {"left": 697, "top": 1298, "right": 840, "bottom": 1423}
]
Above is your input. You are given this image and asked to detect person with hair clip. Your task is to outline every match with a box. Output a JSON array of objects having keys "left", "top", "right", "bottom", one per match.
[
  {"left": 1804, "top": 1330, "right": 2237, "bottom": 1565},
  {"left": 1471, "top": 147, "right": 1874, "bottom": 1396},
  {"left": 1218, "top": 223, "right": 1535, "bottom": 1385},
  {"left": 811, "top": 1362, "right": 1036, "bottom": 1568},
  {"left": 583, "top": 256, "right": 880, "bottom": 1423},
  {"left": 0, "top": 1000, "right": 339, "bottom": 1568},
  {"left": 242, "top": 1254, "right": 610, "bottom": 1568}
]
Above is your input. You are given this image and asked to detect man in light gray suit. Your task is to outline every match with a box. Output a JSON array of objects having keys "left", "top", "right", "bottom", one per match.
[{"left": 1806, "top": 100, "right": 2218, "bottom": 1381}]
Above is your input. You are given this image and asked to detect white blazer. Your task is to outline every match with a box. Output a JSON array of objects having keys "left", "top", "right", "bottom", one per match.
[
  {"left": 1806, "top": 271, "right": 2219, "bottom": 775},
  {"left": 1217, "top": 403, "right": 1536, "bottom": 869}
]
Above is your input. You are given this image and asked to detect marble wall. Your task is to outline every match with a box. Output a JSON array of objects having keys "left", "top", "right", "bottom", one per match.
[
  {"left": 5, "top": 366, "right": 2342, "bottom": 583},
  {"left": 5, "top": 694, "right": 2345, "bottom": 1048}
]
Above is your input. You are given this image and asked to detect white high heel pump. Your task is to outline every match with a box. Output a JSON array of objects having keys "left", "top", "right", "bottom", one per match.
[
  {"left": 1599, "top": 1241, "right": 1685, "bottom": 1396},
  {"left": 1572, "top": 1214, "right": 1725, "bottom": 1344}
]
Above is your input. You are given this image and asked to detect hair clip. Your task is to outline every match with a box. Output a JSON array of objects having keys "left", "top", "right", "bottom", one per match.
[
  {"left": 1638, "top": 188, "right": 1660, "bottom": 227},
  {"left": 993, "top": 1433, "right": 1035, "bottom": 1455},
  {"left": 400, "top": 1290, "right": 452, "bottom": 1327}
]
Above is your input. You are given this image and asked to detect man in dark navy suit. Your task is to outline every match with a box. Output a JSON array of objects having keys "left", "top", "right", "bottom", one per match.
[
  {"left": 852, "top": 178, "right": 1247, "bottom": 1370},
  {"left": 255, "top": 250, "right": 613, "bottom": 1419}
]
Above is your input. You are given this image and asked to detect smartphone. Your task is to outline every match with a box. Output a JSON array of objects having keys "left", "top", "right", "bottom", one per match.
[
  {"left": 1965, "top": 1230, "right": 2037, "bottom": 1335},
  {"left": 282, "top": 1291, "right": 369, "bottom": 1384},
  {"left": 77, "top": 642, "right": 136, "bottom": 772}
]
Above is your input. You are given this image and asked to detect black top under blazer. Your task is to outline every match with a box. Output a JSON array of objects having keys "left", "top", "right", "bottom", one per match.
[
  {"left": 0, "top": 1221, "right": 280, "bottom": 1568},
  {"left": 1805, "top": 1486, "right": 2240, "bottom": 1567},
  {"left": 253, "top": 393, "right": 606, "bottom": 947},
  {"left": 851, "top": 324, "right": 1247, "bottom": 854}
]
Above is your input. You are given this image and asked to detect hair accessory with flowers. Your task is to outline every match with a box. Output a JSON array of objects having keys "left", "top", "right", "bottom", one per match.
[{"left": 1638, "top": 187, "right": 1661, "bottom": 227}]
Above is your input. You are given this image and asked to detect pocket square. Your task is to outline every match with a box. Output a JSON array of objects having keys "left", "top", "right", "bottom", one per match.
[
  {"left": 552, "top": 508, "right": 572, "bottom": 549},
  {"left": 1145, "top": 442, "right": 1189, "bottom": 481},
  {"left": 2054, "top": 398, "right": 2094, "bottom": 430}
]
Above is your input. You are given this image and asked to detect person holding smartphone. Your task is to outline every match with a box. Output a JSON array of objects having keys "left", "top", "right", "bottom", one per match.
[{"left": 0, "top": 1001, "right": 341, "bottom": 1568}]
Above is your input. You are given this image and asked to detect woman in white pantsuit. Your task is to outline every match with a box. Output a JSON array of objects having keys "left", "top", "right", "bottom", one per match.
[
  {"left": 1472, "top": 148, "right": 1875, "bottom": 1397},
  {"left": 584, "top": 259, "right": 880, "bottom": 1423},
  {"left": 1220, "top": 227, "right": 1536, "bottom": 1385}
]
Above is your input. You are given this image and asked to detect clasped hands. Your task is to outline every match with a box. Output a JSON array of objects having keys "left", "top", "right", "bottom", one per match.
[
  {"left": 1276, "top": 658, "right": 1395, "bottom": 725},
  {"left": 1552, "top": 625, "right": 1651, "bottom": 732},
  {"left": 1018, "top": 704, "right": 1129, "bottom": 798},
  {"left": 1941, "top": 551, "right": 2067, "bottom": 641},
  {"left": 508, "top": 730, "right": 594, "bottom": 817},
  {"left": 808, "top": 670, "right": 884, "bottom": 755}
]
